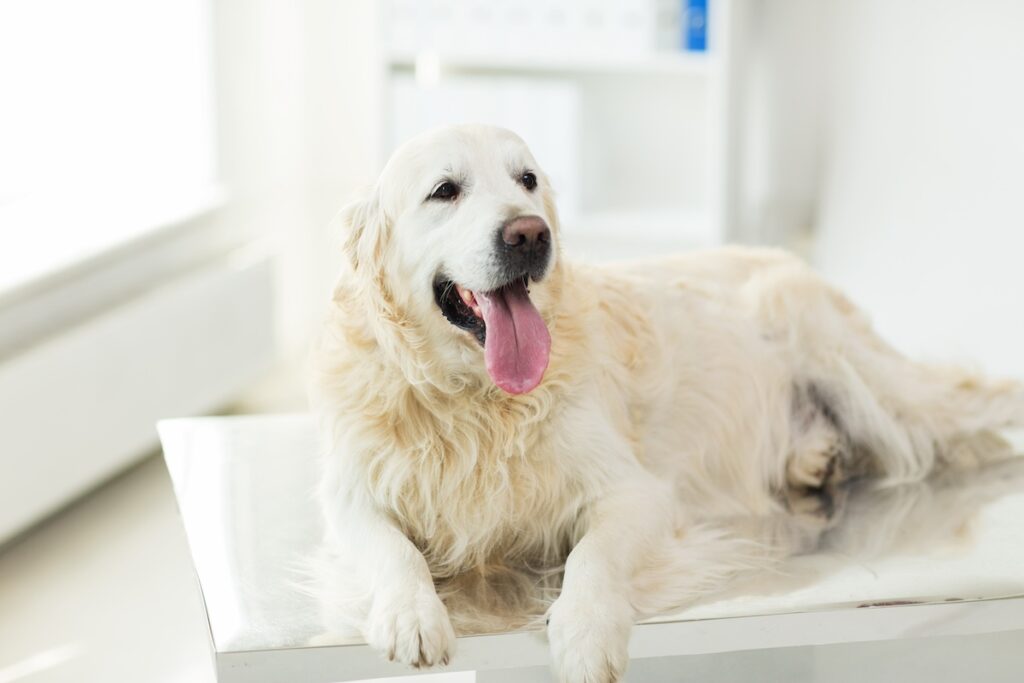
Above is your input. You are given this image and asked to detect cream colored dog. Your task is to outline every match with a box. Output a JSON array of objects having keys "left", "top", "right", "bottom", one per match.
[{"left": 311, "top": 124, "right": 1024, "bottom": 682}]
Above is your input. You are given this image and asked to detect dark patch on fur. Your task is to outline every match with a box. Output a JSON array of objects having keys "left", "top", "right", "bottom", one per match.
[
  {"left": 794, "top": 380, "right": 877, "bottom": 480},
  {"left": 807, "top": 382, "right": 843, "bottom": 432},
  {"left": 816, "top": 451, "right": 841, "bottom": 516}
]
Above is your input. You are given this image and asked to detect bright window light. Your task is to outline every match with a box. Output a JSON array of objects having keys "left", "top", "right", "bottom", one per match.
[{"left": 0, "top": 0, "right": 216, "bottom": 294}]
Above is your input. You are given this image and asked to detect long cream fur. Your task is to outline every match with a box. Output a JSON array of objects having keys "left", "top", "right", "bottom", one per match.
[{"left": 310, "top": 125, "right": 1024, "bottom": 682}]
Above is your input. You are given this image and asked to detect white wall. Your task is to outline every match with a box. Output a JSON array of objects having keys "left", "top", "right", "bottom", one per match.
[
  {"left": 729, "top": 0, "right": 827, "bottom": 245},
  {"left": 215, "top": 0, "right": 1024, "bottom": 382},
  {"left": 810, "top": 0, "right": 1024, "bottom": 378},
  {"left": 212, "top": 0, "right": 381, "bottom": 357}
]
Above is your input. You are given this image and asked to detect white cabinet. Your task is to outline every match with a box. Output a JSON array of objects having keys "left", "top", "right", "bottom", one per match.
[{"left": 0, "top": 246, "right": 275, "bottom": 542}]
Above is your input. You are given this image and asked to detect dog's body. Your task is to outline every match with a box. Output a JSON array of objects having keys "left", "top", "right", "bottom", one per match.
[{"left": 312, "top": 125, "right": 1024, "bottom": 682}]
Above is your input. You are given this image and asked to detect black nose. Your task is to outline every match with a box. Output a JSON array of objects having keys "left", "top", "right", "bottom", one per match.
[{"left": 496, "top": 216, "right": 551, "bottom": 281}]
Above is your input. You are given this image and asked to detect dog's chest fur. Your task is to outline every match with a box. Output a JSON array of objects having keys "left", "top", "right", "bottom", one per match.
[{"left": 362, "top": 390, "right": 587, "bottom": 578}]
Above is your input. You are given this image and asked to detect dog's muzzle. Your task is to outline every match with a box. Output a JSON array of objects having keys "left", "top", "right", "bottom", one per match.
[
  {"left": 494, "top": 215, "right": 551, "bottom": 284},
  {"left": 432, "top": 214, "right": 554, "bottom": 394}
]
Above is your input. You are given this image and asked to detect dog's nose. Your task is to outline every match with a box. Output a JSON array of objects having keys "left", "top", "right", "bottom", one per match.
[
  {"left": 502, "top": 216, "right": 550, "bottom": 249},
  {"left": 496, "top": 215, "right": 552, "bottom": 281}
]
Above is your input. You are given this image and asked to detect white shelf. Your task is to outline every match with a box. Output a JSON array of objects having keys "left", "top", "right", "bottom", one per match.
[{"left": 387, "top": 50, "right": 714, "bottom": 77}]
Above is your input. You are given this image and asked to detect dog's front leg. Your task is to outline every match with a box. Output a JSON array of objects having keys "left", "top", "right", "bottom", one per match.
[
  {"left": 547, "top": 478, "right": 673, "bottom": 683},
  {"left": 324, "top": 498, "right": 455, "bottom": 668}
]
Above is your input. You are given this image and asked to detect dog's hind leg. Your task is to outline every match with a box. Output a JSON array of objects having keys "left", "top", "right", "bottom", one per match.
[
  {"left": 803, "top": 348, "right": 1024, "bottom": 485},
  {"left": 829, "top": 315, "right": 1024, "bottom": 471},
  {"left": 774, "top": 272, "right": 1024, "bottom": 479},
  {"left": 747, "top": 253, "right": 1024, "bottom": 482}
]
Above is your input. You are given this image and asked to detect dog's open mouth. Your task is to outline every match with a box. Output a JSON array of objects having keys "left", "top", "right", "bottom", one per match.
[{"left": 434, "top": 276, "right": 551, "bottom": 395}]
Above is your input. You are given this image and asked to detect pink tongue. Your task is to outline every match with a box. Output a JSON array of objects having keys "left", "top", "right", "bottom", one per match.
[{"left": 475, "top": 281, "right": 551, "bottom": 394}]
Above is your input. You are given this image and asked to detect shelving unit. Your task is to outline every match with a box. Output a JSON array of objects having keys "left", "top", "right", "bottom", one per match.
[
  {"left": 375, "top": 1, "right": 738, "bottom": 260},
  {"left": 387, "top": 50, "right": 716, "bottom": 78}
]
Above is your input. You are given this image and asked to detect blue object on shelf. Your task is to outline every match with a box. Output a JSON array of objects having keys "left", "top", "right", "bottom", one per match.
[{"left": 684, "top": 0, "right": 708, "bottom": 52}]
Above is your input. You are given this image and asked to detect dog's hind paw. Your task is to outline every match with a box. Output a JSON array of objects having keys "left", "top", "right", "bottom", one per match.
[
  {"left": 788, "top": 427, "right": 843, "bottom": 488},
  {"left": 785, "top": 425, "right": 848, "bottom": 524}
]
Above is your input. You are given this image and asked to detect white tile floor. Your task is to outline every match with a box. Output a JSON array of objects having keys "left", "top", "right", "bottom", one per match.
[{"left": 0, "top": 456, "right": 217, "bottom": 683}]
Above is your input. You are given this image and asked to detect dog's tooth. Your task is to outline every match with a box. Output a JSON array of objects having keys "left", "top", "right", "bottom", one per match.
[{"left": 458, "top": 287, "right": 475, "bottom": 307}]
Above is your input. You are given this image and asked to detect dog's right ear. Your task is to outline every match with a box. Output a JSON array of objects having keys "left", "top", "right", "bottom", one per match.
[{"left": 337, "top": 188, "right": 388, "bottom": 273}]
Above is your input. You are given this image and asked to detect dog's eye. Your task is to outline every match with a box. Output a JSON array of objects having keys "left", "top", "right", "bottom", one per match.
[
  {"left": 429, "top": 181, "right": 460, "bottom": 201},
  {"left": 521, "top": 172, "right": 537, "bottom": 191}
]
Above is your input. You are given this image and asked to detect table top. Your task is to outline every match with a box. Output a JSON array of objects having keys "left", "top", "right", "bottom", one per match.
[{"left": 158, "top": 415, "right": 1024, "bottom": 682}]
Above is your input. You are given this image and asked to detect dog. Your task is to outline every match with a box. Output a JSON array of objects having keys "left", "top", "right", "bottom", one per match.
[{"left": 310, "top": 124, "right": 1024, "bottom": 682}]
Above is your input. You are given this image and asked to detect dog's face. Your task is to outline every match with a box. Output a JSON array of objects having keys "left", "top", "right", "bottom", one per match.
[{"left": 345, "top": 125, "right": 561, "bottom": 395}]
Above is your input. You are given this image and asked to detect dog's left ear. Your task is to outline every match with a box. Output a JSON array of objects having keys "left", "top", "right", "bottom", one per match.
[{"left": 336, "top": 187, "right": 389, "bottom": 273}]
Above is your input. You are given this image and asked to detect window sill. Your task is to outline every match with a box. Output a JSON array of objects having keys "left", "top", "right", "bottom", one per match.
[
  {"left": 0, "top": 184, "right": 236, "bottom": 359},
  {"left": 0, "top": 184, "right": 225, "bottom": 306}
]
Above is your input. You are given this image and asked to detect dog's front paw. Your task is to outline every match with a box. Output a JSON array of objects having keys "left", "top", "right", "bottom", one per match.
[
  {"left": 546, "top": 591, "right": 633, "bottom": 683},
  {"left": 364, "top": 584, "right": 455, "bottom": 668}
]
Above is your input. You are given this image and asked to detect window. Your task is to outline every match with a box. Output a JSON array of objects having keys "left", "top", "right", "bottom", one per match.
[{"left": 0, "top": 0, "right": 216, "bottom": 296}]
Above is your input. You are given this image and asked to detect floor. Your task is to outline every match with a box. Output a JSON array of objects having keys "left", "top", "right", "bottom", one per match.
[{"left": 0, "top": 456, "right": 217, "bottom": 683}]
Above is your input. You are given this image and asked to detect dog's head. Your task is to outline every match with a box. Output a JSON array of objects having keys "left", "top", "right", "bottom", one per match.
[{"left": 340, "top": 125, "right": 562, "bottom": 395}]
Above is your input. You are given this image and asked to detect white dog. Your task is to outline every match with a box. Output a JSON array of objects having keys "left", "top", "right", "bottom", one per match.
[{"left": 311, "top": 124, "right": 1024, "bottom": 682}]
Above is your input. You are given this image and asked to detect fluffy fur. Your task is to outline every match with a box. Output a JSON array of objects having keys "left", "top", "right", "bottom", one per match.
[{"left": 310, "top": 125, "right": 1024, "bottom": 682}]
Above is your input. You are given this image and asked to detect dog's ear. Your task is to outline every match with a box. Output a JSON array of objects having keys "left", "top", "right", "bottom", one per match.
[{"left": 337, "top": 188, "right": 389, "bottom": 273}]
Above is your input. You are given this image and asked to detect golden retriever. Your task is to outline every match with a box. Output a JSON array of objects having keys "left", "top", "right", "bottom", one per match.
[{"left": 310, "top": 124, "right": 1024, "bottom": 682}]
